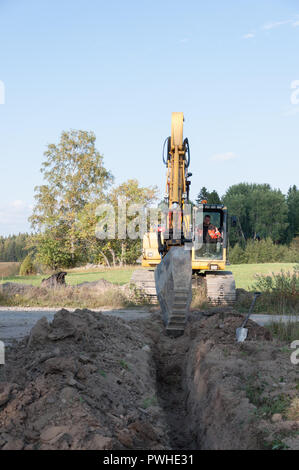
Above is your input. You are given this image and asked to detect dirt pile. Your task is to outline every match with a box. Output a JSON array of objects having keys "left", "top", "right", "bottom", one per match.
[
  {"left": 0, "top": 308, "right": 298, "bottom": 450},
  {"left": 0, "top": 309, "right": 169, "bottom": 450},
  {"left": 0, "top": 283, "right": 33, "bottom": 296},
  {"left": 76, "top": 279, "right": 114, "bottom": 290},
  {"left": 187, "top": 309, "right": 272, "bottom": 343}
]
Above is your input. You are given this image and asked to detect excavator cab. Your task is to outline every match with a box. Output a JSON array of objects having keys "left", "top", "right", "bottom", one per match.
[{"left": 192, "top": 204, "right": 228, "bottom": 270}]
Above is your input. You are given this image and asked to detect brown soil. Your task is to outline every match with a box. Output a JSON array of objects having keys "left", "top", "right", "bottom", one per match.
[{"left": 0, "top": 308, "right": 298, "bottom": 450}]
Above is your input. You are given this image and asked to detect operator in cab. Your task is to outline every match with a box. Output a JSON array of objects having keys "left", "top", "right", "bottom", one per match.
[{"left": 203, "top": 215, "right": 221, "bottom": 243}]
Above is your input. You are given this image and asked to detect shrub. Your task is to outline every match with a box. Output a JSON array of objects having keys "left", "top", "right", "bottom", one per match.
[
  {"left": 19, "top": 255, "right": 37, "bottom": 276},
  {"left": 229, "top": 238, "right": 299, "bottom": 264},
  {"left": 252, "top": 265, "right": 299, "bottom": 314},
  {"left": 229, "top": 243, "right": 247, "bottom": 264}
]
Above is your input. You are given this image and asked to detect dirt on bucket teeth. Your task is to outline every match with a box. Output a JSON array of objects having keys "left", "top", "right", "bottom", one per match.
[{"left": 0, "top": 308, "right": 298, "bottom": 450}]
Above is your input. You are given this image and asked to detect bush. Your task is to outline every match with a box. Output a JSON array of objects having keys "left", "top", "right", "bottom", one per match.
[
  {"left": 229, "top": 238, "right": 299, "bottom": 264},
  {"left": 251, "top": 265, "right": 299, "bottom": 314},
  {"left": 266, "top": 320, "right": 299, "bottom": 342},
  {"left": 229, "top": 243, "right": 247, "bottom": 264},
  {"left": 19, "top": 255, "right": 37, "bottom": 276}
]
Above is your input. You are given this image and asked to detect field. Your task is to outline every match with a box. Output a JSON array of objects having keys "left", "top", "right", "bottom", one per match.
[
  {"left": 229, "top": 263, "right": 297, "bottom": 290},
  {"left": 0, "top": 262, "right": 20, "bottom": 278},
  {"left": 0, "top": 263, "right": 296, "bottom": 290},
  {"left": 0, "top": 266, "right": 135, "bottom": 287}
]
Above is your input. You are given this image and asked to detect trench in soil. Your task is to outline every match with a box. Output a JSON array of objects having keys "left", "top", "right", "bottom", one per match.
[{"left": 153, "top": 333, "right": 197, "bottom": 450}]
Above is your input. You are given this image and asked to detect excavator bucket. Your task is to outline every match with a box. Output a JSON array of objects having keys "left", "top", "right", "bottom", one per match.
[{"left": 155, "top": 246, "right": 192, "bottom": 336}]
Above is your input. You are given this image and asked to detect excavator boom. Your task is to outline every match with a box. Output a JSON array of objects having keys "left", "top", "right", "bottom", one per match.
[{"left": 155, "top": 113, "right": 192, "bottom": 335}]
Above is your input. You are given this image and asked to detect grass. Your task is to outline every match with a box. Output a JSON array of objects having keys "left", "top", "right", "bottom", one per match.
[
  {"left": 141, "top": 395, "right": 158, "bottom": 409},
  {"left": 266, "top": 320, "right": 299, "bottom": 342},
  {"left": 245, "top": 377, "right": 291, "bottom": 419},
  {"left": 0, "top": 266, "right": 135, "bottom": 287},
  {"left": 119, "top": 359, "right": 130, "bottom": 370},
  {"left": 230, "top": 263, "right": 297, "bottom": 290},
  {"left": 0, "top": 262, "right": 20, "bottom": 278},
  {"left": 235, "top": 264, "right": 299, "bottom": 314},
  {"left": 0, "top": 262, "right": 297, "bottom": 311},
  {"left": 0, "top": 263, "right": 296, "bottom": 289},
  {"left": 251, "top": 266, "right": 299, "bottom": 314},
  {"left": 0, "top": 264, "right": 147, "bottom": 308},
  {"left": 0, "top": 283, "right": 147, "bottom": 309}
]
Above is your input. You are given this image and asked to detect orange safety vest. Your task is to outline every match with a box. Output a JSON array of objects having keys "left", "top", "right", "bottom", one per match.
[{"left": 208, "top": 228, "right": 221, "bottom": 240}]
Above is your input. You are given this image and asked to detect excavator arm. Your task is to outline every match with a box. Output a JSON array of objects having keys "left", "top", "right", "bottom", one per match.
[{"left": 155, "top": 113, "right": 193, "bottom": 336}]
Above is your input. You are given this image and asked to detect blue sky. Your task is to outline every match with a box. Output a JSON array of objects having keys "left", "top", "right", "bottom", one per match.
[{"left": 0, "top": 0, "right": 298, "bottom": 235}]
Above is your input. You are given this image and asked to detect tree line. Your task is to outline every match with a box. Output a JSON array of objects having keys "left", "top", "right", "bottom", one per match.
[
  {"left": 0, "top": 233, "right": 30, "bottom": 262},
  {"left": 196, "top": 184, "right": 299, "bottom": 246},
  {"left": 1, "top": 130, "right": 298, "bottom": 268}
]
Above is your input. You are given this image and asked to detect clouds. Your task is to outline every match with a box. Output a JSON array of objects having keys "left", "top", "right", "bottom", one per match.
[
  {"left": 178, "top": 37, "right": 190, "bottom": 44},
  {"left": 243, "top": 15, "right": 299, "bottom": 39},
  {"left": 0, "top": 200, "right": 32, "bottom": 235},
  {"left": 210, "top": 152, "right": 237, "bottom": 162},
  {"left": 243, "top": 33, "right": 255, "bottom": 39},
  {"left": 262, "top": 20, "right": 293, "bottom": 30}
]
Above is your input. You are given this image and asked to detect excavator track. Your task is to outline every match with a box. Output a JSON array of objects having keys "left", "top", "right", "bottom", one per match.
[
  {"left": 205, "top": 272, "right": 236, "bottom": 305},
  {"left": 131, "top": 270, "right": 236, "bottom": 307},
  {"left": 130, "top": 269, "right": 157, "bottom": 303},
  {"left": 193, "top": 271, "right": 236, "bottom": 306}
]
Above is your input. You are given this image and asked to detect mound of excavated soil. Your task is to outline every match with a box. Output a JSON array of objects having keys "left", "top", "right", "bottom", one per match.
[
  {"left": 187, "top": 310, "right": 272, "bottom": 343},
  {"left": 0, "top": 308, "right": 298, "bottom": 450},
  {"left": 0, "top": 309, "right": 169, "bottom": 450},
  {"left": 0, "top": 282, "right": 34, "bottom": 296},
  {"left": 76, "top": 279, "right": 114, "bottom": 290}
]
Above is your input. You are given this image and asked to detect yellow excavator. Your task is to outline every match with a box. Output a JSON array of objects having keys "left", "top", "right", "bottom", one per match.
[{"left": 131, "top": 113, "right": 236, "bottom": 335}]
